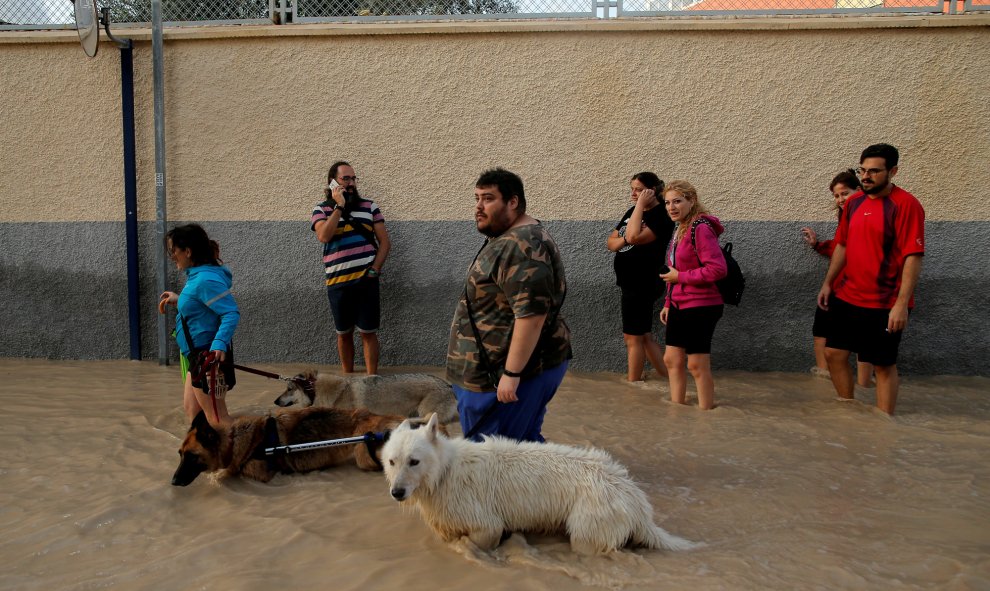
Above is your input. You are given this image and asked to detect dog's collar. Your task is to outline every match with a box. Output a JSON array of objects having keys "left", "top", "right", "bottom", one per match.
[{"left": 364, "top": 430, "right": 390, "bottom": 470}]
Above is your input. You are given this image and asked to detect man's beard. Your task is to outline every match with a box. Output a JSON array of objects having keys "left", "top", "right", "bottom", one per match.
[
  {"left": 477, "top": 210, "right": 512, "bottom": 237},
  {"left": 341, "top": 186, "right": 361, "bottom": 210},
  {"left": 862, "top": 179, "right": 888, "bottom": 195}
]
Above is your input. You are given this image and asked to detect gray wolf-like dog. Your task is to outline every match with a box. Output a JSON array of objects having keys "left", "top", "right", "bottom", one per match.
[
  {"left": 171, "top": 407, "right": 409, "bottom": 486},
  {"left": 273, "top": 370, "right": 458, "bottom": 425},
  {"left": 382, "top": 414, "right": 700, "bottom": 555}
]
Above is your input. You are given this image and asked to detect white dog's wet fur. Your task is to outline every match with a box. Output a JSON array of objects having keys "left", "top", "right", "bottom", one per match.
[{"left": 382, "top": 414, "right": 701, "bottom": 555}]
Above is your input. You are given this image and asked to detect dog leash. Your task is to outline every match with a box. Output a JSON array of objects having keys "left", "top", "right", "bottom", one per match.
[
  {"left": 262, "top": 431, "right": 389, "bottom": 460},
  {"left": 233, "top": 364, "right": 316, "bottom": 398},
  {"left": 463, "top": 402, "right": 499, "bottom": 440}
]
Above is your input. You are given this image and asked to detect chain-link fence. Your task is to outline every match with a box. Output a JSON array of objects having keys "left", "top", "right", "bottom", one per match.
[
  {"left": 292, "top": 0, "right": 594, "bottom": 19},
  {"left": 0, "top": 0, "right": 271, "bottom": 28},
  {"left": 0, "top": 0, "right": 982, "bottom": 29},
  {"left": 617, "top": 0, "right": 946, "bottom": 15}
]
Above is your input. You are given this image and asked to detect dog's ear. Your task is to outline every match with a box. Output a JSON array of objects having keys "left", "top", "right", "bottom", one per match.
[
  {"left": 192, "top": 411, "right": 220, "bottom": 449},
  {"left": 302, "top": 369, "right": 316, "bottom": 381},
  {"left": 425, "top": 412, "right": 438, "bottom": 443},
  {"left": 191, "top": 410, "right": 209, "bottom": 431}
]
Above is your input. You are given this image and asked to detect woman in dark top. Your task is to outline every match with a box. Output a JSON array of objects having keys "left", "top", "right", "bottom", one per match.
[{"left": 606, "top": 172, "right": 675, "bottom": 382}]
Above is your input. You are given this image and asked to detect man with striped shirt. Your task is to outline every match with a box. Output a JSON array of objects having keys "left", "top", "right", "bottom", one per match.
[{"left": 312, "top": 161, "right": 391, "bottom": 374}]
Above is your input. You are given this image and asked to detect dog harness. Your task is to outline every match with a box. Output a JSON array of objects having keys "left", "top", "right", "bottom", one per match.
[{"left": 249, "top": 416, "right": 285, "bottom": 474}]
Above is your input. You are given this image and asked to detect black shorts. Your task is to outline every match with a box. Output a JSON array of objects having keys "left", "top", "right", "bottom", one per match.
[
  {"left": 327, "top": 276, "right": 381, "bottom": 334},
  {"left": 825, "top": 297, "right": 903, "bottom": 366},
  {"left": 665, "top": 304, "right": 723, "bottom": 355},
  {"left": 189, "top": 345, "right": 236, "bottom": 392},
  {"left": 812, "top": 306, "right": 830, "bottom": 339},
  {"left": 620, "top": 287, "right": 658, "bottom": 336}
]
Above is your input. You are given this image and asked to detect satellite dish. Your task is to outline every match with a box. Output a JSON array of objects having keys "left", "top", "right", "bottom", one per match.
[{"left": 74, "top": 0, "right": 99, "bottom": 58}]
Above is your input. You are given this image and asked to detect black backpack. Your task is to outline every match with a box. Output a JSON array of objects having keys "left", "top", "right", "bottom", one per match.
[{"left": 691, "top": 219, "right": 745, "bottom": 306}]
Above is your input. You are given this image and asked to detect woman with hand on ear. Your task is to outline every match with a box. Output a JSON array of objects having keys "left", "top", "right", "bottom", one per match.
[{"left": 606, "top": 172, "right": 674, "bottom": 383}]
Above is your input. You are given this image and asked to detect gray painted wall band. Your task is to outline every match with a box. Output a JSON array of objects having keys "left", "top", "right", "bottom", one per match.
[{"left": 1, "top": 220, "right": 986, "bottom": 375}]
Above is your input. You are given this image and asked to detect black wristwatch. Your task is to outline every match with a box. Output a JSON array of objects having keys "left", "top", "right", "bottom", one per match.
[{"left": 502, "top": 368, "right": 523, "bottom": 378}]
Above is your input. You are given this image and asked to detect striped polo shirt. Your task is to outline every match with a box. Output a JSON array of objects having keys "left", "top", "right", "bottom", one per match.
[{"left": 311, "top": 198, "right": 384, "bottom": 288}]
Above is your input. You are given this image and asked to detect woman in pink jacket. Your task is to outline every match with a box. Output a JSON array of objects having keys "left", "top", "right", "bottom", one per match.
[{"left": 659, "top": 180, "right": 727, "bottom": 410}]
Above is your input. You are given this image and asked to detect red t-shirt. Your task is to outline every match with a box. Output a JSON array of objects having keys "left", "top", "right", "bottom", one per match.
[{"left": 834, "top": 186, "right": 925, "bottom": 309}]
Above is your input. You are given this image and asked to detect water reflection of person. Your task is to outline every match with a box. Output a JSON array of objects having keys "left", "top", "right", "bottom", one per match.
[
  {"left": 605, "top": 172, "right": 673, "bottom": 383},
  {"left": 800, "top": 169, "right": 874, "bottom": 388},
  {"left": 159, "top": 224, "right": 240, "bottom": 427},
  {"left": 659, "top": 181, "right": 727, "bottom": 410}
]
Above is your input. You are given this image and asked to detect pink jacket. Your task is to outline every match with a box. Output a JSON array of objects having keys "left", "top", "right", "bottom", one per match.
[{"left": 664, "top": 215, "right": 728, "bottom": 309}]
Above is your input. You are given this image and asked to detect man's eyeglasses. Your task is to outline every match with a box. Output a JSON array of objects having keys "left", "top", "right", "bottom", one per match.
[
  {"left": 339, "top": 176, "right": 359, "bottom": 182},
  {"left": 856, "top": 167, "right": 885, "bottom": 176}
]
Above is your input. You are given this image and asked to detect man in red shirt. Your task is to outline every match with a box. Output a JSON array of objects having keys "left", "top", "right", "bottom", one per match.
[{"left": 817, "top": 144, "right": 925, "bottom": 415}]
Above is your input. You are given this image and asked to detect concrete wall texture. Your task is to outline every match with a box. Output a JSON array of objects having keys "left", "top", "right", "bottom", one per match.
[{"left": 2, "top": 18, "right": 989, "bottom": 375}]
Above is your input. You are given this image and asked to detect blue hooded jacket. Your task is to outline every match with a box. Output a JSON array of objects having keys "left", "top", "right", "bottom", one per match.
[{"left": 175, "top": 264, "right": 239, "bottom": 356}]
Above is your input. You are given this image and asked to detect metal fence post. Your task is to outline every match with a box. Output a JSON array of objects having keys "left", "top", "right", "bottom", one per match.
[{"left": 152, "top": 0, "right": 169, "bottom": 365}]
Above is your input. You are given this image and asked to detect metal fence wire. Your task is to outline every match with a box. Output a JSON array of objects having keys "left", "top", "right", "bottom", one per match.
[
  {"left": 0, "top": 0, "right": 270, "bottom": 27},
  {"left": 0, "top": 0, "right": 981, "bottom": 28},
  {"left": 295, "top": 0, "right": 522, "bottom": 17},
  {"left": 619, "top": 0, "right": 945, "bottom": 13}
]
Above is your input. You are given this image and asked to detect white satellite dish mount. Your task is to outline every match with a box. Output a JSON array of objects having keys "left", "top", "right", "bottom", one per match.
[{"left": 73, "top": 0, "right": 130, "bottom": 57}]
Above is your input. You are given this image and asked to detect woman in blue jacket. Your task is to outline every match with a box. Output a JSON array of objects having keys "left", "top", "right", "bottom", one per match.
[{"left": 160, "top": 224, "right": 240, "bottom": 426}]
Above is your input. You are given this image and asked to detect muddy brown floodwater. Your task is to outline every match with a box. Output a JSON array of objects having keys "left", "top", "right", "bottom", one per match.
[{"left": 1, "top": 359, "right": 987, "bottom": 590}]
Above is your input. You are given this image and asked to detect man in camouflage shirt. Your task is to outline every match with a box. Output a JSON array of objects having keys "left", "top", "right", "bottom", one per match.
[{"left": 447, "top": 168, "right": 571, "bottom": 442}]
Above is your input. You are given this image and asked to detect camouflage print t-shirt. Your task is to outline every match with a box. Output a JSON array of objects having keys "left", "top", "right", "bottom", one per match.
[{"left": 446, "top": 223, "right": 572, "bottom": 392}]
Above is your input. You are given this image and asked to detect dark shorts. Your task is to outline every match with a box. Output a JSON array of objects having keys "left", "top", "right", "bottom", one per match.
[
  {"left": 812, "top": 306, "right": 830, "bottom": 339},
  {"left": 620, "top": 287, "right": 658, "bottom": 336},
  {"left": 327, "top": 276, "right": 380, "bottom": 334},
  {"left": 825, "top": 297, "right": 903, "bottom": 366},
  {"left": 189, "top": 345, "right": 236, "bottom": 393},
  {"left": 665, "top": 304, "right": 723, "bottom": 355}
]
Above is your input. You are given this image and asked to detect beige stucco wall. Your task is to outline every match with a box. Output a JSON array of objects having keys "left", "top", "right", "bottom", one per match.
[{"left": 2, "top": 17, "right": 988, "bottom": 223}]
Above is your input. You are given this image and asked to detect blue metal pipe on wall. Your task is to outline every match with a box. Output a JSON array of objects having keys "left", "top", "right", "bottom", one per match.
[{"left": 120, "top": 44, "right": 141, "bottom": 360}]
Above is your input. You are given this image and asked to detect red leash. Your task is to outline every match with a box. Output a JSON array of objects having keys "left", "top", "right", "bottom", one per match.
[{"left": 196, "top": 352, "right": 226, "bottom": 421}]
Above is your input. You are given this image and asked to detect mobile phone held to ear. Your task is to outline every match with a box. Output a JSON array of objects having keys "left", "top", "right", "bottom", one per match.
[{"left": 328, "top": 179, "right": 341, "bottom": 192}]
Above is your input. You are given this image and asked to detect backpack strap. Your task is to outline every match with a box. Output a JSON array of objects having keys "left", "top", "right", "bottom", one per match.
[
  {"left": 690, "top": 218, "right": 716, "bottom": 268},
  {"left": 339, "top": 209, "right": 379, "bottom": 249},
  {"left": 325, "top": 200, "right": 379, "bottom": 250},
  {"left": 463, "top": 240, "right": 500, "bottom": 388}
]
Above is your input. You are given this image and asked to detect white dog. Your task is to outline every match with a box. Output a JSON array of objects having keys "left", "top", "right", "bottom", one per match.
[{"left": 382, "top": 414, "right": 699, "bottom": 555}]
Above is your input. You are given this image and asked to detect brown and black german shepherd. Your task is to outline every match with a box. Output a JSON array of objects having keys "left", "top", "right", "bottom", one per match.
[{"left": 171, "top": 407, "right": 411, "bottom": 486}]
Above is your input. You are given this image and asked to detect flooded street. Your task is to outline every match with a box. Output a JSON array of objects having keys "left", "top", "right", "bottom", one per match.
[{"left": 1, "top": 359, "right": 987, "bottom": 590}]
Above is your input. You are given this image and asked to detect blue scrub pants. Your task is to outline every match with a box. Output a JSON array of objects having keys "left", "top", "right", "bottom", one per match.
[{"left": 453, "top": 360, "right": 569, "bottom": 443}]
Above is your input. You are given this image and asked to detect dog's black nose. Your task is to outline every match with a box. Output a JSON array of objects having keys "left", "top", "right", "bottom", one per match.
[{"left": 390, "top": 488, "right": 405, "bottom": 500}]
